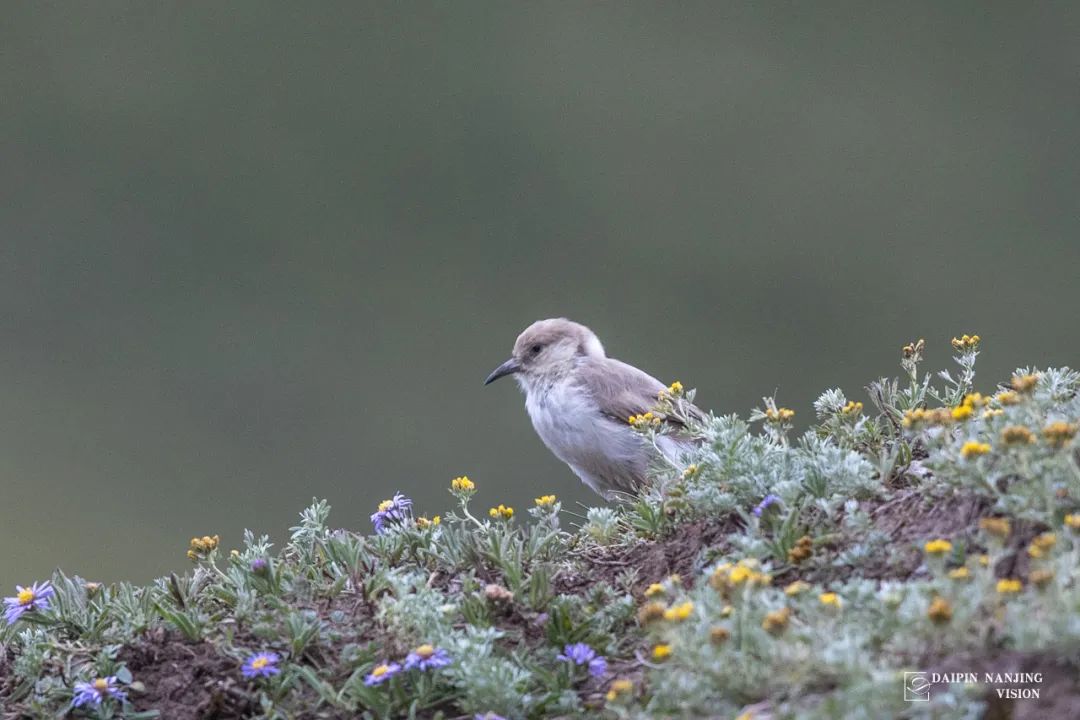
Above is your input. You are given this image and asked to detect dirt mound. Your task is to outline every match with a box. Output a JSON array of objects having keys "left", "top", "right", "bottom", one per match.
[
  {"left": 118, "top": 629, "right": 255, "bottom": 720},
  {"left": 557, "top": 516, "right": 741, "bottom": 598}
]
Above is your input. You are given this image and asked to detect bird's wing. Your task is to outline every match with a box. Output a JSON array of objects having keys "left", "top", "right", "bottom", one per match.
[{"left": 576, "top": 357, "right": 704, "bottom": 428}]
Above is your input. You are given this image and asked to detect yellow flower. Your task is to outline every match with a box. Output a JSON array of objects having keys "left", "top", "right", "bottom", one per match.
[
  {"left": 977, "top": 554, "right": 990, "bottom": 567},
  {"left": 841, "top": 401, "right": 863, "bottom": 416},
  {"left": 488, "top": 504, "right": 514, "bottom": 520},
  {"left": 1043, "top": 421, "right": 1078, "bottom": 448},
  {"left": 902, "top": 408, "right": 953, "bottom": 428},
  {"left": 784, "top": 580, "right": 811, "bottom": 596},
  {"left": 1064, "top": 514, "right": 1080, "bottom": 532},
  {"left": 534, "top": 495, "right": 557, "bottom": 509},
  {"left": 924, "top": 539, "right": 953, "bottom": 555},
  {"left": 1030, "top": 569, "right": 1054, "bottom": 589},
  {"left": 415, "top": 515, "right": 440, "bottom": 529},
  {"left": 451, "top": 476, "right": 475, "bottom": 493},
  {"left": 637, "top": 601, "right": 667, "bottom": 625},
  {"left": 979, "top": 517, "right": 1011, "bottom": 538},
  {"left": 995, "top": 390, "right": 1021, "bottom": 405},
  {"left": 960, "top": 441, "right": 991, "bottom": 459},
  {"left": 764, "top": 407, "right": 795, "bottom": 423},
  {"left": 1001, "top": 426, "right": 1035, "bottom": 446},
  {"left": 663, "top": 601, "right": 694, "bottom": 622},
  {"left": 709, "top": 626, "right": 730, "bottom": 645},
  {"left": 762, "top": 607, "right": 792, "bottom": 634},
  {"left": 682, "top": 464, "right": 699, "bottom": 479},
  {"left": 927, "top": 596, "right": 953, "bottom": 624},
  {"left": 951, "top": 404, "right": 973, "bottom": 422},
  {"left": 1031, "top": 532, "right": 1056, "bottom": 550},
  {"left": 720, "top": 604, "right": 734, "bottom": 617},
  {"left": 983, "top": 408, "right": 1004, "bottom": 419},
  {"left": 996, "top": 578, "right": 1022, "bottom": 594},
  {"left": 948, "top": 567, "right": 970, "bottom": 581},
  {"left": 728, "top": 566, "right": 752, "bottom": 585},
  {"left": 951, "top": 334, "right": 980, "bottom": 351},
  {"left": 668, "top": 380, "right": 684, "bottom": 395},
  {"left": 1028, "top": 532, "right": 1056, "bottom": 559},
  {"left": 788, "top": 535, "right": 813, "bottom": 564},
  {"left": 819, "top": 592, "right": 841, "bottom": 608},
  {"left": 1010, "top": 373, "right": 1039, "bottom": 393},
  {"left": 188, "top": 534, "right": 220, "bottom": 557},
  {"left": 651, "top": 643, "right": 673, "bottom": 661},
  {"left": 606, "top": 678, "right": 634, "bottom": 702},
  {"left": 629, "top": 411, "right": 661, "bottom": 429},
  {"left": 645, "top": 583, "right": 665, "bottom": 597}
]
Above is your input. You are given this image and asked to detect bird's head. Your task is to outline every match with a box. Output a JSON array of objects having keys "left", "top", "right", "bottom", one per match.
[{"left": 484, "top": 318, "right": 605, "bottom": 389}]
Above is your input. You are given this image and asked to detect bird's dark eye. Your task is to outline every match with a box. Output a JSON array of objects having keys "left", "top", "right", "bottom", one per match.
[{"left": 530, "top": 344, "right": 543, "bottom": 354}]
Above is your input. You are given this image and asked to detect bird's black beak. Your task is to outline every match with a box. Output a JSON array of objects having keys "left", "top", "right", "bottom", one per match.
[{"left": 484, "top": 358, "right": 520, "bottom": 385}]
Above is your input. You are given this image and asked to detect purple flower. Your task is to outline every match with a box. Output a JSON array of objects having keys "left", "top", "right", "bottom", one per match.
[
  {"left": 364, "top": 661, "right": 402, "bottom": 686},
  {"left": 403, "top": 644, "right": 451, "bottom": 671},
  {"left": 753, "top": 494, "right": 782, "bottom": 517},
  {"left": 241, "top": 651, "right": 281, "bottom": 679},
  {"left": 370, "top": 493, "right": 413, "bottom": 534},
  {"left": 250, "top": 557, "right": 269, "bottom": 575},
  {"left": 72, "top": 677, "right": 127, "bottom": 707},
  {"left": 557, "top": 642, "right": 607, "bottom": 678},
  {"left": 4, "top": 581, "right": 54, "bottom": 625}
]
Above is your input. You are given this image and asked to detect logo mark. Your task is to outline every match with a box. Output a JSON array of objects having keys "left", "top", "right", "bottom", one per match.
[{"left": 904, "top": 672, "right": 931, "bottom": 701}]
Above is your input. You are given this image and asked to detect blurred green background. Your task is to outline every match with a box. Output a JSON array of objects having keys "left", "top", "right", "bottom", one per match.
[{"left": 2, "top": 3, "right": 1078, "bottom": 587}]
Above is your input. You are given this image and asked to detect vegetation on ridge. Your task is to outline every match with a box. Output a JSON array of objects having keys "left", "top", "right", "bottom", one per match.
[{"left": 2, "top": 337, "right": 1080, "bottom": 719}]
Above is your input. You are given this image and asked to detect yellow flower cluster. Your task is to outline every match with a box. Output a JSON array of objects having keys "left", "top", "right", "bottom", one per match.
[
  {"left": 187, "top": 534, "right": 220, "bottom": 561},
  {"left": 902, "top": 407, "right": 954, "bottom": 428},
  {"left": 995, "top": 390, "right": 1021, "bottom": 406},
  {"left": 979, "top": 517, "right": 1011, "bottom": 539},
  {"left": 667, "top": 380, "right": 684, "bottom": 395},
  {"left": 1000, "top": 425, "right": 1035, "bottom": 446},
  {"left": 488, "top": 504, "right": 514, "bottom": 520},
  {"left": 628, "top": 411, "right": 661, "bottom": 429},
  {"left": 948, "top": 567, "right": 970, "bottom": 581},
  {"left": 651, "top": 643, "right": 672, "bottom": 660},
  {"left": 951, "top": 334, "right": 980, "bottom": 351},
  {"left": 840, "top": 401, "right": 863, "bottom": 416},
  {"left": 709, "top": 626, "right": 730, "bottom": 645},
  {"left": 1010, "top": 373, "right": 1039, "bottom": 393},
  {"left": 644, "top": 582, "right": 665, "bottom": 597},
  {"left": 762, "top": 607, "right": 792, "bottom": 634},
  {"left": 663, "top": 601, "right": 695, "bottom": 622},
  {"left": 1065, "top": 514, "right": 1080, "bottom": 531},
  {"left": 960, "top": 441, "right": 991, "bottom": 459},
  {"left": 783, "top": 580, "right": 811, "bottom": 596},
  {"left": 533, "top": 494, "right": 557, "bottom": 509},
  {"left": 996, "top": 578, "right": 1022, "bottom": 595},
  {"left": 819, "top": 592, "right": 841, "bottom": 609},
  {"left": 415, "top": 515, "right": 440, "bottom": 529},
  {"left": 787, "top": 535, "right": 813, "bottom": 564},
  {"left": 1030, "top": 568, "right": 1055, "bottom": 589},
  {"left": 606, "top": 678, "right": 634, "bottom": 702},
  {"left": 924, "top": 539, "right": 952, "bottom": 555},
  {"left": 451, "top": 476, "right": 475, "bottom": 493},
  {"left": 709, "top": 559, "right": 771, "bottom": 595},
  {"left": 764, "top": 407, "right": 795, "bottom": 423},
  {"left": 1027, "top": 532, "right": 1056, "bottom": 559},
  {"left": 927, "top": 596, "right": 952, "bottom": 624},
  {"left": 951, "top": 393, "right": 989, "bottom": 422},
  {"left": 637, "top": 601, "right": 667, "bottom": 625},
  {"left": 1043, "top": 421, "right": 1078, "bottom": 448}
]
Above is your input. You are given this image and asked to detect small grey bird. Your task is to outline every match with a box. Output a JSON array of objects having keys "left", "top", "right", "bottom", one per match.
[{"left": 484, "top": 318, "right": 701, "bottom": 500}]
